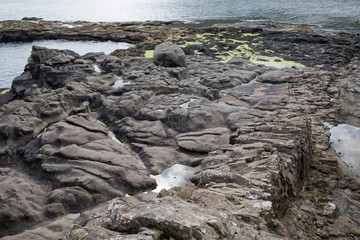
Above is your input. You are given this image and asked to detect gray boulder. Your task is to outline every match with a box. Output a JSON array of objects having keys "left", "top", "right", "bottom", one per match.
[{"left": 153, "top": 42, "right": 186, "bottom": 67}]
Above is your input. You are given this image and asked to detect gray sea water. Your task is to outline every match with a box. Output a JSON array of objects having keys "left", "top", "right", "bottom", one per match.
[
  {"left": 1, "top": 0, "right": 360, "bottom": 31},
  {"left": 1, "top": 0, "right": 360, "bottom": 88}
]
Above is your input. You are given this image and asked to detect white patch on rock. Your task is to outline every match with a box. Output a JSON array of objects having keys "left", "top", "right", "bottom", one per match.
[
  {"left": 180, "top": 98, "right": 196, "bottom": 109},
  {"left": 107, "top": 200, "right": 119, "bottom": 211},
  {"left": 112, "top": 79, "right": 131, "bottom": 88},
  {"left": 108, "top": 131, "right": 123, "bottom": 145},
  {"left": 62, "top": 24, "right": 76, "bottom": 28},
  {"left": 94, "top": 65, "right": 101, "bottom": 73},
  {"left": 246, "top": 194, "right": 260, "bottom": 200},
  {"left": 66, "top": 213, "right": 80, "bottom": 220},
  {"left": 253, "top": 201, "right": 272, "bottom": 210},
  {"left": 150, "top": 164, "right": 200, "bottom": 193},
  {"left": 323, "top": 202, "right": 336, "bottom": 216}
]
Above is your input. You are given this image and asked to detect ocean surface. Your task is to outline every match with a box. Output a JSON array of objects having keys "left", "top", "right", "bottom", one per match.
[
  {"left": 1, "top": 0, "right": 360, "bottom": 31},
  {"left": 1, "top": 0, "right": 360, "bottom": 88}
]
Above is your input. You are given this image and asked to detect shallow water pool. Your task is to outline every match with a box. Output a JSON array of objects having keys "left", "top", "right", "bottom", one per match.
[{"left": 325, "top": 123, "right": 360, "bottom": 176}]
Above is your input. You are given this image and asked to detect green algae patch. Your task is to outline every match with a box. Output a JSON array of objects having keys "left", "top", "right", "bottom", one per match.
[
  {"left": 242, "top": 33, "right": 260, "bottom": 37},
  {"left": 250, "top": 56, "right": 305, "bottom": 68},
  {"left": 144, "top": 50, "right": 154, "bottom": 58},
  {"left": 178, "top": 29, "right": 305, "bottom": 69},
  {"left": 1, "top": 89, "right": 10, "bottom": 94},
  {"left": 129, "top": 28, "right": 307, "bottom": 69}
]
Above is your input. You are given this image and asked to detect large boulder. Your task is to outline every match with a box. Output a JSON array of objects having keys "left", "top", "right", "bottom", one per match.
[{"left": 153, "top": 42, "right": 186, "bottom": 67}]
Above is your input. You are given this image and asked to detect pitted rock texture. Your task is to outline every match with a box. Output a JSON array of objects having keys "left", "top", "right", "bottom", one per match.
[{"left": 0, "top": 24, "right": 360, "bottom": 240}]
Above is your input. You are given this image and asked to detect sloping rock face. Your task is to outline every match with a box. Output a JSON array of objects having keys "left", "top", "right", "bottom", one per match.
[{"left": 0, "top": 26, "right": 360, "bottom": 240}]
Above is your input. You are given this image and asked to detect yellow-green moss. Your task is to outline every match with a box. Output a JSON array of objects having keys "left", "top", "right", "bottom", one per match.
[
  {"left": 1, "top": 89, "right": 10, "bottom": 94},
  {"left": 242, "top": 33, "right": 260, "bottom": 37},
  {"left": 168, "top": 30, "right": 304, "bottom": 69},
  {"left": 250, "top": 56, "right": 305, "bottom": 68},
  {"left": 144, "top": 50, "right": 154, "bottom": 58}
]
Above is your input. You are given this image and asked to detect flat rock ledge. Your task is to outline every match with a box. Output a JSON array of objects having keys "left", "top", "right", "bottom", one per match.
[
  {"left": 0, "top": 23, "right": 359, "bottom": 240},
  {"left": 176, "top": 127, "right": 230, "bottom": 152}
]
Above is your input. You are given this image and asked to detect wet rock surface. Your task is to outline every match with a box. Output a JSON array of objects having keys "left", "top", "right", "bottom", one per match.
[{"left": 0, "top": 23, "right": 359, "bottom": 239}]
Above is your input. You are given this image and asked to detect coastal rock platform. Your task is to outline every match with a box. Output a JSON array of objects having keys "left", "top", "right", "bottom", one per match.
[{"left": 0, "top": 22, "right": 359, "bottom": 240}]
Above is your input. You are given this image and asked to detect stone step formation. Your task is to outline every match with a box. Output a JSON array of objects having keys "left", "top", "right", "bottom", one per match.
[{"left": 0, "top": 23, "right": 359, "bottom": 240}]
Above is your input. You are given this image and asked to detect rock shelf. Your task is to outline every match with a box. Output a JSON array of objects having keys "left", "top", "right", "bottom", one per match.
[{"left": 0, "top": 22, "right": 359, "bottom": 239}]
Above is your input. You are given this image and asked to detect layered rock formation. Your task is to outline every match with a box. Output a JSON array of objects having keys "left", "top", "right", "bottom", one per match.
[{"left": 0, "top": 24, "right": 359, "bottom": 240}]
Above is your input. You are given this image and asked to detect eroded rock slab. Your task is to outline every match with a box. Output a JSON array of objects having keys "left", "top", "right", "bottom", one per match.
[
  {"left": 21, "top": 114, "right": 156, "bottom": 211},
  {"left": 176, "top": 127, "right": 230, "bottom": 152}
]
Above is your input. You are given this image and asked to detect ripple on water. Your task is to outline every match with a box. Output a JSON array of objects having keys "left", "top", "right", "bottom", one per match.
[
  {"left": 325, "top": 122, "right": 360, "bottom": 176},
  {"left": 150, "top": 164, "right": 200, "bottom": 193}
]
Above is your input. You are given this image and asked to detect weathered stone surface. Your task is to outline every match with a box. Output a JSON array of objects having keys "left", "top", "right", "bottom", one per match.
[
  {"left": 130, "top": 144, "right": 202, "bottom": 174},
  {"left": 0, "top": 168, "right": 47, "bottom": 237},
  {"left": 100, "top": 90, "right": 153, "bottom": 124},
  {"left": 101, "top": 55, "right": 125, "bottom": 75},
  {"left": 21, "top": 114, "right": 156, "bottom": 209},
  {"left": 111, "top": 117, "right": 178, "bottom": 146},
  {"left": 153, "top": 42, "right": 186, "bottom": 67},
  {"left": 176, "top": 127, "right": 230, "bottom": 152},
  {"left": 2, "top": 218, "right": 74, "bottom": 240},
  {"left": 257, "top": 70, "right": 293, "bottom": 84}
]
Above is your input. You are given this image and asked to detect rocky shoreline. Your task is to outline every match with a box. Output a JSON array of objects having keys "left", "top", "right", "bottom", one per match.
[
  {"left": 0, "top": 19, "right": 188, "bottom": 44},
  {"left": 0, "top": 20, "right": 359, "bottom": 239}
]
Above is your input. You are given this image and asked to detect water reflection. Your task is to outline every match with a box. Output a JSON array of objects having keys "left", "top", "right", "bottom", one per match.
[
  {"left": 151, "top": 164, "right": 200, "bottom": 192},
  {"left": 326, "top": 123, "right": 360, "bottom": 176}
]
